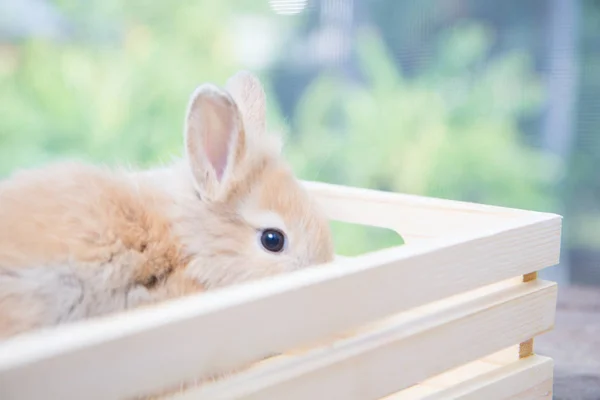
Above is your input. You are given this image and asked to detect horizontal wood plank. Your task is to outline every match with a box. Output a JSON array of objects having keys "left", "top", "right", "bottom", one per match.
[
  {"left": 509, "top": 379, "right": 553, "bottom": 400},
  {"left": 0, "top": 214, "right": 560, "bottom": 400},
  {"left": 419, "top": 355, "right": 553, "bottom": 400},
  {"left": 303, "top": 180, "right": 561, "bottom": 241},
  {"left": 165, "top": 280, "right": 557, "bottom": 400},
  {"left": 384, "top": 346, "right": 547, "bottom": 399}
]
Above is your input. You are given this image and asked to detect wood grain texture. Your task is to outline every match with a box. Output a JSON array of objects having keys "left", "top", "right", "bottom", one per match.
[
  {"left": 164, "top": 279, "right": 556, "bottom": 400},
  {"left": 509, "top": 379, "right": 553, "bottom": 400},
  {"left": 0, "top": 183, "right": 562, "bottom": 400},
  {"left": 392, "top": 355, "right": 553, "bottom": 400},
  {"left": 519, "top": 272, "right": 539, "bottom": 359},
  {"left": 302, "top": 180, "right": 561, "bottom": 242},
  {"left": 0, "top": 211, "right": 560, "bottom": 400},
  {"left": 384, "top": 347, "right": 553, "bottom": 400}
]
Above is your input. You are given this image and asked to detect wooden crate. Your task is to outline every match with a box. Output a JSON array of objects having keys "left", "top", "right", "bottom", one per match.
[{"left": 0, "top": 181, "right": 562, "bottom": 400}]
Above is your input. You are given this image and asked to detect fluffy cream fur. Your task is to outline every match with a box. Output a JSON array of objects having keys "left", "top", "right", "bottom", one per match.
[{"left": 0, "top": 71, "right": 334, "bottom": 339}]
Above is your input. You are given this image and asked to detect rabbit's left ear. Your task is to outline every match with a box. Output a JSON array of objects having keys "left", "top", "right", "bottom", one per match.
[
  {"left": 225, "top": 70, "right": 266, "bottom": 136},
  {"left": 184, "top": 83, "right": 247, "bottom": 202}
]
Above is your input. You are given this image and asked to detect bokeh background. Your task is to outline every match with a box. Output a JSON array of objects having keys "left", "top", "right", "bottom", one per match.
[{"left": 1, "top": 0, "right": 598, "bottom": 286}]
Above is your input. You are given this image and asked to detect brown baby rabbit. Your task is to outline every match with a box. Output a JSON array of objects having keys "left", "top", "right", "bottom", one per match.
[{"left": 0, "top": 71, "right": 334, "bottom": 339}]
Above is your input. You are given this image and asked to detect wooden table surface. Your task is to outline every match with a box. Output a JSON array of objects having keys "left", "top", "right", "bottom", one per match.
[{"left": 535, "top": 284, "right": 600, "bottom": 400}]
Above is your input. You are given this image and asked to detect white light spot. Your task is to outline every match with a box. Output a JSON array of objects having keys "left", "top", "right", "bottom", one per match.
[
  {"left": 269, "top": 0, "right": 308, "bottom": 15},
  {"left": 231, "top": 16, "right": 279, "bottom": 69}
]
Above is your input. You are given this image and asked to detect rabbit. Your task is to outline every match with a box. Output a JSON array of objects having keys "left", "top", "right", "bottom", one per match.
[{"left": 0, "top": 70, "right": 335, "bottom": 340}]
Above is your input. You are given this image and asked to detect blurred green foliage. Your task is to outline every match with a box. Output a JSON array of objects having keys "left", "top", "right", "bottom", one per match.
[
  {"left": 285, "top": 24, "right": 559, "bottom": 255},
  {"left": 0, "top": 1, "right": 279, "bottom": 172},
  {"left": 0, "top": 2, "right": 561, "bottom": 256}
]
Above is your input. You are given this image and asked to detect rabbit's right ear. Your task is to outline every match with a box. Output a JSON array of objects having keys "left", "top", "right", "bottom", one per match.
[
  {"left": 184, "top": 84, "right": 247, "bottom": 202},
  {"left": 225, "top": 70, "right": 266, "bottom": 136}
]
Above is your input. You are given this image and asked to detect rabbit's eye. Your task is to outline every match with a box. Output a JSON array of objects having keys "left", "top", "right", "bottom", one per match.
[{"left": 260, "top": 229, "right": 286, "bottom": 253}]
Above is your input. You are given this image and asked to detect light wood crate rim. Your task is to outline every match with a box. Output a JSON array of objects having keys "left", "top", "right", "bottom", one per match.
[
  {"left": 162, "top": 278, "right": 558, "bottom": 400},
  {"left": 0, "top": 181, "right": 562, "bottom": 400},
  {"left": 386, "top": 349, "right": 554, "bottom": 400}
]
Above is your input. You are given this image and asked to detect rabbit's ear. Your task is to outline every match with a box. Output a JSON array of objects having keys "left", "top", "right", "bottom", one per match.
[
  {"left": 184, "top": 84, "right": 246, "bottom": 201},
  {"left": 225, "top": 70, "right": 266, "bottom": 136}
]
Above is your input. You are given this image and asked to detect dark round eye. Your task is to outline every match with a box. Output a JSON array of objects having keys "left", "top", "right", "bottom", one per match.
[{"left": 260, "top": 229, "right": 286, "bottom": 253}]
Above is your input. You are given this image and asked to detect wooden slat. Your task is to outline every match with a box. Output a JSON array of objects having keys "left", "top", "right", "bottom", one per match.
[
  {"left": 483, "top": 347, "right": 520, "bottom": 365},
  {"left": 302, "top": 180, "right": 561, "bottom": 241},
  {"left": 421, "top": 360, "right": 499, "bottom": 389},
  {"left": 386, "top": 354, "right": 552, "bottom": 400},
  {"left": 508, "top": 379, "right": 553, "bottom": 400},
  {"left": 165, "top": 279, "right": 557, "bottom": 400},
  {"left": 0, "top": 215, "right": 560, "bottom": 400},
  {"left": 400, "top": 355, "right": 553, "bottom": 400},
  {"left": 385, "top": 347, "right": 520, "bottom": 399}
]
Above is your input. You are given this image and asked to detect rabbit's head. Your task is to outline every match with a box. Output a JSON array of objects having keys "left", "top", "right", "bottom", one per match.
[{"left": 144, "top": 71, "right": 335, "bottom": 297}]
